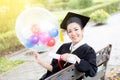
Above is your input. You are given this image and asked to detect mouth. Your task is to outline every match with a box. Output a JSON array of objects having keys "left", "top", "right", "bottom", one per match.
[{"left": 72, "top": 36, "right": 78, "bottom": 40}]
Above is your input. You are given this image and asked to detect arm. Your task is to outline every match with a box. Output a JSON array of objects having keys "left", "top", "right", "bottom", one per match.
[
  {"left": 33, "top": 52, "right": 53, "bottom": 71},
  {"left": 75, "top": 48, "right": 97, "bottom": 77},
  {"left": 33, "top": 44, "right": 65, "bottom": 72}
]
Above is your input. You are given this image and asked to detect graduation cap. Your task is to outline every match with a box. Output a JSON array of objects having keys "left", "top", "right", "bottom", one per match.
[
  {"left": 60, "top": 12, "right": 90, "bottom": 30},
  {"left": 60, "top": 12, "right": 90, "bottom": 42}
]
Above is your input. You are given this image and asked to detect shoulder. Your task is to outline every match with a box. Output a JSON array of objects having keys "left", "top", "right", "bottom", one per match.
[
  {"left": 82, "top": 44, "right": 95, "bottom": 50},
  {"left": 60, "top": 42, "right": 71, "bottom": 48},
  {"left": 56, "top": 42, "right": 71, "bottom": 54},
  {"left": 81, "top": 44, "right": 96, "bottom": 54}
]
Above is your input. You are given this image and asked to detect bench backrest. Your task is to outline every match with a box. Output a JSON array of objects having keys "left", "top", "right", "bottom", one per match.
[{"left": 45, "top": 44, "right": 112, "bottom": 80}]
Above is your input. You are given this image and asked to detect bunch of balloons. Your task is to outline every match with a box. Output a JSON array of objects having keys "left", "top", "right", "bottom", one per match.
[{"left": 15, "top": 7, "right": 59, "bottom": 52}]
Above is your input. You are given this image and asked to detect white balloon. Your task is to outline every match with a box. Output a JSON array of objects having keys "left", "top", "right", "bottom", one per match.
[{"left": 15, "top": 7, "right": 59, "bottom": 52}]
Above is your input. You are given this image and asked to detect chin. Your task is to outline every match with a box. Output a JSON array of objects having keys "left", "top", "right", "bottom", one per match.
[
  {"left": 72, "top": 38, "right": 80, "bottom": 43},
  {"left": 73, "top": 41, "right": 79, "bottom": 44}
]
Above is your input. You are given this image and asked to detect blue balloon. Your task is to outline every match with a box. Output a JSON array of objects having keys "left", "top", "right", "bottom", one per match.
[
  {"left": 49, "top": 28, "right": 58, "bottom": 37},
  {"left": 24, "top": 40, "right": 34, "bottom": 48}
]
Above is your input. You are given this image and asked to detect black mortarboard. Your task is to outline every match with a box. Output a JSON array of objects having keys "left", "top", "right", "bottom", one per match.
[{"left": 60, "top": 12, "right": 90, "bottom": 30}]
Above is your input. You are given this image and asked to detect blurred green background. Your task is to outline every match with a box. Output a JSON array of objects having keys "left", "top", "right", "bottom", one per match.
[{"left": 0, "top": 0, "right": 120, "bottom": 57}]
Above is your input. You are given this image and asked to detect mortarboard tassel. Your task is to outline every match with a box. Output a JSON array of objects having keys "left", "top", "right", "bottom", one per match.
[{"left": 59, "top": 29, "right": 64, "bottom": 42}]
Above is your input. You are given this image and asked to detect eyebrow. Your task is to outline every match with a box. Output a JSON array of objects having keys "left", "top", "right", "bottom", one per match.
[{"left": 67, "top": 27, "right": 79, "bottom": 31}]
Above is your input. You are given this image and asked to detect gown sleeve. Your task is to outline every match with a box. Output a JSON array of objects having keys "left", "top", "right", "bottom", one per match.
[
  {"left": 75, "top": 47, "right": 97, "bottom": 77},
  {"left": 47, "top": 44, "right": 64, "bottom": 74}
]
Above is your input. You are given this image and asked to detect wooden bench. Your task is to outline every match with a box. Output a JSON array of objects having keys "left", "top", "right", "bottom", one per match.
[{"left": 45, "top": 44, "right": 112, "bottom": 80}]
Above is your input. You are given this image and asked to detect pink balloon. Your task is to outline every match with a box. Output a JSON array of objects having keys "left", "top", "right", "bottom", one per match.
[
  {"left": 39, "top": 32, "right": 50, "bottom": 44},
  {"left": 47, "top": 38, "right": 56, "bottom": 47}
]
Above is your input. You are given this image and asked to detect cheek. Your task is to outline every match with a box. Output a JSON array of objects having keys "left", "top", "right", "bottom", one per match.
[
  {"left": 76, "top": 32, "right": 83, "bottom": 40},
  {"left": 67, "top": 33, "right": 72, "bottom": 38},
  {"left": 79, "top": 32, "right": 83, "bottom": 36},
  {"left": 67, "top": 33, "right": 73, "bottom": 39},
  {"left": 79, "top": 30, "right": 84, "bottom": 35}
]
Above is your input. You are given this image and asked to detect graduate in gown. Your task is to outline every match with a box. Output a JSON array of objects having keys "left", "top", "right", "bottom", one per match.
[{"left": 34, "top": 12, "right": 97, "bottom": 80}]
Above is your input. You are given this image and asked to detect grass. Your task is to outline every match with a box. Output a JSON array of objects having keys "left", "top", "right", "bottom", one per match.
[{"left": 0, "top": 57, "right": 24, "bottom": 73}]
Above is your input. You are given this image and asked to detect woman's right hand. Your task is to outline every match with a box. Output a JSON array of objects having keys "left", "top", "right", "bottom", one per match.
[
  {"left": 33, "top": 52, "right": 40, "bottom": 63},
  {"left": 33, "top": 52, "right": 53, "bottom": 71}
]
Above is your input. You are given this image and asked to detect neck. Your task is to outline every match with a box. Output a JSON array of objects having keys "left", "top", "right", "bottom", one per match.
[
  {"left": 72, "top": 42, "right": 77, "bottom": 46},
  {"left": 70, "top": 38, "right": 85, "bottom": 52},
  {"left": 72, "top": 39, "right": 83, "bottom": 46}
]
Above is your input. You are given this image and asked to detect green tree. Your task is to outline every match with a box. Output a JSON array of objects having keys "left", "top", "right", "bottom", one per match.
[
  {"left": 0, "top": 0, "right": 26, "bottom": 33},
  {"left": 78, "top": 0, "right": 93, "bottom": 8}
]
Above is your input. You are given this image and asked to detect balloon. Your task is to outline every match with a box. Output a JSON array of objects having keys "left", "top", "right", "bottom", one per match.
[
  {"left": 47, "top": 38, "right": 56, "bottom": 47},
  {"left": 24, "top": 40, "right": 34, "bottom": 48},
  {"left": 31, "top": 24, "right": 41, "bottom": 34},
  {"left": 29, "top": 34, "right": 39, "bottom": 44},
  {"left": 39, "top": 32, "right": 50, "bottom": 44},
  {"left": 49, "top": 28, "right": 58, "bottom": 37},
  {"left": 15, "top": 7, "right": 59, "bottom": 52}
]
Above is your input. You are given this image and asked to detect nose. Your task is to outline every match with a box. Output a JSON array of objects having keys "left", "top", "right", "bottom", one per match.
[{"left": 71, "top": 31, "right": 76, "bottom": 36}]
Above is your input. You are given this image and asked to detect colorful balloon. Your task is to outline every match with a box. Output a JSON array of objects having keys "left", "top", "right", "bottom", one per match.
[
  {"left": 31, "top": 24, "right": 41, "bottom": 34},
  {"left": 29, "top": 34, "right": 39, "bottom": 44},
  {"left": 24, "top": 40, "right": 34, "bottom": 48},
  {"left": 47, "top": 38, "right": 56, "bottom": 47},
  {"left": 39, "top": 32, "right": 50, "bottom": 44},
  {"left": 49, "top": 28, "right": 58, "bottom": 37}
]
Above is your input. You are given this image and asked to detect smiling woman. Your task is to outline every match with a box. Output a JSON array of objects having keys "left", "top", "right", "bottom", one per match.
[{"left": 34, "top": 12, "right": 97, "bottom": 80}]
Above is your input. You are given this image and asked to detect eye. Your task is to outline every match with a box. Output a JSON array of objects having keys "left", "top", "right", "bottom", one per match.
[
  {"left": 75, "top": 29, "right": 78, "bottom": 31},
  {"left": 74, "top": 28, "right": 78, "bottom": 31},
  {"left": 67, "top": 30, "right": 72, "bottom": 33}
]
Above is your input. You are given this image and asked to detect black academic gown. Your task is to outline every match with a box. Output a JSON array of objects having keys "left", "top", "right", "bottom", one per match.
[{"left": 40, "top": 43, "right": 97, "bottom": 80}]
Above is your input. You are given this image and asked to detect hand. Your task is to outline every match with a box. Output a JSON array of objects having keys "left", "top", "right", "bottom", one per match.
[
  {"left": 61, "top": 53, "right": 69, "bottom": 61},
  {"left": 61, "top": 53, "right": 81, "bottom": 63},
  {"left": 33, "top": 52, "right": 53, "bottom": 71},
  {"left": 33, "top": 52, "right": 40, "bottom": 63}
]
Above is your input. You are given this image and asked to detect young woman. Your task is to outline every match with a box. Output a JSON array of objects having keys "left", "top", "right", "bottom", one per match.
[{"left": 34, "top": 12, "right": 97, "bottom": 80}]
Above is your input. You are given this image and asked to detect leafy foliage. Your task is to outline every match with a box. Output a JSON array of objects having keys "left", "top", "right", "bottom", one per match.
[
  {"left": 0, "top": 31, "right": 24, "bottom": 56},
  {"left": 90, "top": 9, "right": 109, "bottom": 23},
  {"left": 0, "top": 0, "right": 26, "bottom": 33},
  {"left": 78, "top": 0, "right": 93, "bottom": 8},
  {"left": 105, "top": 66, "right": 120, "bottom": 80}
]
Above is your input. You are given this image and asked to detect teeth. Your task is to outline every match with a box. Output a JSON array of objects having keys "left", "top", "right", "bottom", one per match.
[{"left": 73, "top": 37, "right": 77, "bottom": 39}]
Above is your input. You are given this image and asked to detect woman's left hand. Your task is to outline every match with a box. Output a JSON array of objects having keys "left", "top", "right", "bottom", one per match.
[{"left": 61, "top": 53, "right": 81, "bottom": 63}]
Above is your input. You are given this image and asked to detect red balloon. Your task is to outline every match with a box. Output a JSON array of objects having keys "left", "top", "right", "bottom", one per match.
[{"left": 47, "top": 38, "right": 56, "bottom": 47}]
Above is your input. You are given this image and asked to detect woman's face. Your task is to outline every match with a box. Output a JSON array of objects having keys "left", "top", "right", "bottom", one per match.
[{"left": 67, "top": 22, "right": 84, "bottom": 45}]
